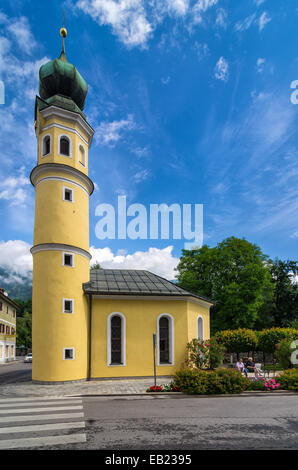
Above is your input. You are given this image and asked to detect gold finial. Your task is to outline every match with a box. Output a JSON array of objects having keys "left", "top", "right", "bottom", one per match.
[
  {"left": 59, "top": 9, "right": 67, "bottom": 62},
  {"left": 60, "top": 9, "right": 67, "bottom": 39}
]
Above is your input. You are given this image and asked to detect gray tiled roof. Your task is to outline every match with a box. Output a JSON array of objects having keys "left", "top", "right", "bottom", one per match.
[{"left": 83, "top": 269, "right": 212, "bottom": 303}]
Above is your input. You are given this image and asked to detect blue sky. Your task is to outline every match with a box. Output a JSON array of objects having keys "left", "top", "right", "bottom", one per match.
[{"left": 0, "top": 0, "right": 297, "bottom": 281}]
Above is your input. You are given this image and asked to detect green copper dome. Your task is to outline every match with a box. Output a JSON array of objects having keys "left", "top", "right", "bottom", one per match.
[{"left": 39, "top": 41, "right": 88, "bottom": 112}]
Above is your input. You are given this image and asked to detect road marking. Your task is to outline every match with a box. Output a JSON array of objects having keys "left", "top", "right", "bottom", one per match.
[
  {"left": 0, "top": 433, "right": 87, "bottom": 449},
  {"left": 0, "top": 397, "right": 81, "bottom": 403},
  {"left": 0, "top": 421, "right": 85, "bottom": 434},
  {"left": 0, "top": 400, "right": 82, "bottom": 408},
  {"left": 0, "top": 412, "right": 84, "bottom": 423},
  {"left": 0, "top": 405, "right": 83, "bottom": 414}
]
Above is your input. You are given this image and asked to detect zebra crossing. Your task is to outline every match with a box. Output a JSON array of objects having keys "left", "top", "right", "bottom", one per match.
[{"left": 0, "top": 396, "right": 87, "bottom": 449}]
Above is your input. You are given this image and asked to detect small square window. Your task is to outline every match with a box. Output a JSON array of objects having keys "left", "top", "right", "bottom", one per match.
[
  {"left": 63, "top": 348, "right": 75, "bottom": 360},
  {"left": 63, "top": 299, "right": 73, "bottom": 313},
  {"left": 63, "top": 253, "right": 74, "bottom": 267},
  {"left": 63, "top": 188, "right": 73, "bottom": 202}
]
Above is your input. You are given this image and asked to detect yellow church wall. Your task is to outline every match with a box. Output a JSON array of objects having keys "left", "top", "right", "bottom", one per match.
[
  {"left": 90, "top": 298, "right": 193, "bottom": 379},
  {"left": 37, "top": 115, "right": 89, "bottom": 174},
  {"left": 187, "top": 300, "right": 211, "bottom": 342},
  {"left": 33, "top": 180, "right": 89, "bottom": 250},
  {"left": 32, "top": 250, "right": 90, "bottom": 382}
]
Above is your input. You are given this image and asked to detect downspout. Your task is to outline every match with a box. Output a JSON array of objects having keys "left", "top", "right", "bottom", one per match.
[{"left": 88, "top": 293, "right": 92, "bottom": 381}]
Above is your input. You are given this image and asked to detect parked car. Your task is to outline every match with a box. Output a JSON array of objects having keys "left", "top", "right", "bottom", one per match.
[{"left": 24, "top": 353, "right": 32, "bottom": 363}]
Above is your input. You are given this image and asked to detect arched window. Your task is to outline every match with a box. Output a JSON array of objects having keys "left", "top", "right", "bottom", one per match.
[
  {"left": 59, "top": 136, "right": 70, "bottom": 156},
  {"left": 198, "top": 316, "right": 204, "bottom": 341},
  {"left": 157, "top": 314, "right": 174, "bottom": 365},
  {"left": 42, "top": 135, "right": 51, "bottom": 156},
  {"left": 107, "top": 312, "right": 126, "bottom": 366},
  {"left": 159, "top": 317, "right": 169, "bottom": 363},
  {"left": 78, "top": 145, "right": 86, "bottom": 166}
]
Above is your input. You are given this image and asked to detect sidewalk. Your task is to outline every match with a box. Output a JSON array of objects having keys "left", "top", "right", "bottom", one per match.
[{"left": 0, "top": 376, "right": 173, "bottom": 398}]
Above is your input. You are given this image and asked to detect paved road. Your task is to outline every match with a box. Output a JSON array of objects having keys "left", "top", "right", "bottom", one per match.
[
  {"left": 0, "top": 361, "right": 31, "bottom": 385},
  {"left": 0, "top": 394, "right": 296, "bottom": 450}
]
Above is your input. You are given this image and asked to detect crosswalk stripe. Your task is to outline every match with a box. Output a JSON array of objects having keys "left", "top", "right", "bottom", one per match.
[
  {"left": 0, "top": 412, "right": 85, "bottom": 424},
  {"left": 0, "top": 433, "right": 87, "bottom": 449},
  {"left": 0, "top": 405, "right": 83, "bottom": 414},
  {"left": 0, "top": 397, "right": 82, "bottom": 403},
  {"left": 0, "top": 400, "right": 82, "bottom": 408},
  {"left": 0, "top": 421, "right": 85, "bottom": 434}
]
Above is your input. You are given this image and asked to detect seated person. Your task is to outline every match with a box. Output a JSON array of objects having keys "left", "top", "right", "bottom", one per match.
[
  {"left": 236, "top": 358, "right": 248, "bottom": 377},
  {"left": 245, "top": 357, "right": 263, "bottom": 378}
]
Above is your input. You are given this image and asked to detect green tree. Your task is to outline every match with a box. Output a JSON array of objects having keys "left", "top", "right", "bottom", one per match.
[
  {"left": 14, "top": 298, "right": 32, "bottom": 348},
  {"left": 176, "top": 237, "right": 274, "bottom": 334},
  {"left": 269, "top": 259, "right": 298, "bottom": 327},
  {"left": 16, "top": 311, "right": 32, "bottom": 348}
]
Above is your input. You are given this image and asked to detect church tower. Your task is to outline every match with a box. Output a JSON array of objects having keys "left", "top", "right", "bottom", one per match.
[{"left": 31, "top": 23, "right": 94, "bottom": 382}]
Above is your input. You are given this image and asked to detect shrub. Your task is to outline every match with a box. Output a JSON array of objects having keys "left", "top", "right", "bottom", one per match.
[
  {"left": 215, "top": 329, "right": 258, "bottom": 354},
  {"left": 275, "top": 339, "right": 293, "bottom": 370},
  {"left": 186, "top": 337, "right": 225, "bottom": 370},
  {"left": 246, "top": 380, "right": 267, "bottom": 391},
  {"left": 257, "top": 328, "right": 298, "bottom": 354},
  {"left": 278, "top": 369, "right": 298, "bottom": 391},
  {"left": 173, "top": 368, "right": 248, "bottom": 395}
]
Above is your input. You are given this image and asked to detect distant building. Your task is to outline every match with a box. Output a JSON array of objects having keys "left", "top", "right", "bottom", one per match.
[
  {"left": 31, "top": 25, "right": 212, "bottom": 383},
  {"left": 0, "top": 288, "right": 18, "bottom": 363}
]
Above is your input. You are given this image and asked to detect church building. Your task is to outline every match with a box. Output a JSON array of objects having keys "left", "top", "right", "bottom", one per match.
[{"left": 31, "top": 25, "right": 212, "bottom": 383}]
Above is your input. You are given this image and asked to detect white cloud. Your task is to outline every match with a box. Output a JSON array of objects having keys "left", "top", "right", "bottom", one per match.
[
  {"left": 234, "top": 13, "right": 256, "bottom": 32},
  {"left": 95, "top": 114, "right": 136, "bottom": 146},
  {"left": 0, "top": 240, "right": 32, "bottom": 278},
  {"left": 76, "top": 0, "right": 153, "bottom": 48},
  {"left": 132, "top": 168, "right": 151, "bottom": 183},
  {"left": 0, "top": 166, "right": 31, "bottom": 207},
  {"left": 216, "top": 8, "right": 227, "bottom": 29},
  {"left": 214, "top": 56, "right": 229, "bottom": 81},
  {"left": 290, "top": 231, "right": 298, "bottom": 239},
  {"left": 90, "top": 245, "right": 179, "bottom": 279},
  {"left": 259, "top": 11, "right": 271, "bottom": 31},
  {"left": 193, "top": 41, "right": 209, "bottom": 60},
  {"left": 257, "top": 57, "right": 266, "bottom": 73},
  {"left": 6, "top": 16, "right": 37, "bottom": 55}
]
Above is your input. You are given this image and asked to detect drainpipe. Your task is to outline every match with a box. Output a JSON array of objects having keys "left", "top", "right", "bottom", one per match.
[{"left": 88, "top": 294, "right": 92, "bottom": 381}]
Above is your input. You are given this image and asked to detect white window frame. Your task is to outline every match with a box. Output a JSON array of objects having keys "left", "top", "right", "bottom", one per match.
[
  {"left": 62, "top": 252, "right": 75, "bottom": 268},
  {"left": 62, "top": 298, "right": 74, "bottom": 314},
  {"left": 63, "top": 347, "right": 75, "bottom": 360},
  {"left": 157, "top": 313, "right": 175, "bottom": 366},
  {"left": 78, "top": 143, "right": 86, "bottom": 167},
  {"left": 41, "top": 134, "right": 52, "bottom": 158},
  {"left": 197, "top": 315, "right": 204, "bottom": 341},
  {"left": 62, "top": 186, "right": 74, "bottom": 203},
  {"left": 107, "top": 312, "right": 126, "bottom": 367},
  {"left": 58, "top": 134, "right": 72, "bottom": 158}
]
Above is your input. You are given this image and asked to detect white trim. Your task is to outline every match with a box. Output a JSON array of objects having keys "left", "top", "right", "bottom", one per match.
[
  {"left": 78, "top": 143, "right": 86, "bottom": 167},
  {"left": 42, "top": 123, "right": 89, "bottom": 146},
  {"left": 107, "top": 312, "right": 126, "bottom": 367},
  {"left": 30, "top": 243, "right": 92, "bottom": 261},
  {"left": 58, "top": 134, "right": 72, "bottom": 158},
  {"left": 0, "top": 318, "right": 16, "bottom": 327},
  {"left": 40, "top": 105, "right": 94, "bottom": 147},
  {"left": 62, "top": 298, "right": 74, "bottom": 314},
  {"left": 62, "top": 252, "right": 75, "bottom": 268},
  {"left": 36, "top": 177, "right": 88, "bottom": 196},
  {"left": 41, "top": 134, "right": 52, "bottom": 158},
  {"left": 197, "top": 315, "right": 204, "bottom": 341},
  {"left": 30, "top": 163, "right": 94, "bottom": 195},
  {"left": 157, "top": 313, "right": 175, "bottom": 366},
  {"left": 91, "top": 294, "right": 212, "bottom": 307},
  {"left": 63, "top": 347, "right": 75, "bottom": 360},
  {"left": 62, "top": 185, "right": 74, "bottom": 202}
]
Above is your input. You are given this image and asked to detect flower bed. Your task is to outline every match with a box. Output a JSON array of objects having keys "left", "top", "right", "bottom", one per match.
[{"left": 146, "top": 383, "right": 180, "bottom": 393}]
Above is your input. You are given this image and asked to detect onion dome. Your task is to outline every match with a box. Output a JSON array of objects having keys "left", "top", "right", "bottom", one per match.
[{"left": 39, "top": 24, "right": 88, "bottom": 112}]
